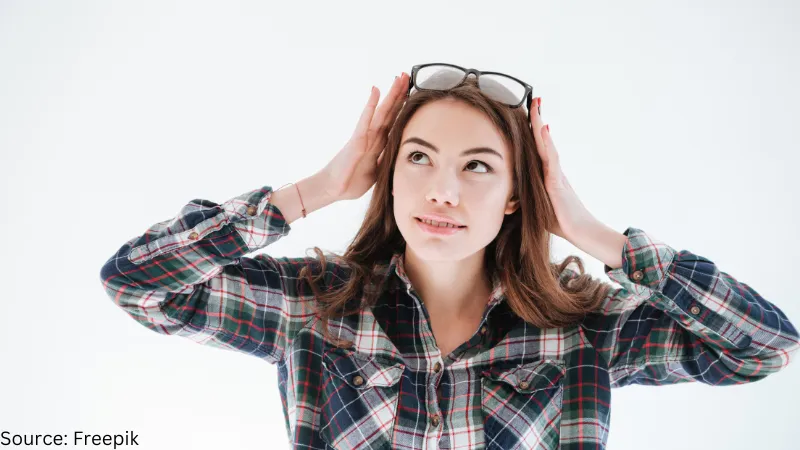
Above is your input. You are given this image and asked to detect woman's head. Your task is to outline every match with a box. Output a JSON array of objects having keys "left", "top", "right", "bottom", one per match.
[
  {"left": 302, "top": 74, "right": 612, "bottom": 347},
  {"left": 391, "top": 96, "right": 519, "bottom": 263},
  {"left": 368, "top": 75, "right": 555, "bottom": 273}
]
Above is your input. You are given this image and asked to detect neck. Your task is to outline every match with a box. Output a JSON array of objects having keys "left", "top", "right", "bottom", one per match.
[{"left": 402, "top": 248, "right": 492, "bottom": 319}]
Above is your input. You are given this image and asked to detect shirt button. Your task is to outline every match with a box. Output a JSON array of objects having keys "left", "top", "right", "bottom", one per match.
[
  {"left": 480, "top": 325, "right": 487, "bottom": 334},
  {"left": 518, "top": 381, "right": 530, "bottom": 390},
  {"left": 188, "top": 232, "right": 199, "bottom": 240},
  {"left": 352, "top": 375, "right": 364, "bottom": 386},
  {"left": 436, "top": 385, "right": 443, "bottom": 398},
  {"left": 690, "top": 305, "right": 701, "bottom": 315},
  {"left": 433, "top": 362, "right": 442, "bottom": 373},
  {"left": 632, "top": 270, "right": 644, "bottom": 281},
  {"left": 430, "top": 414, "right": 440, "bottom": 427},
  {"left": 246, "top": 205, "right": 258, "bottom": 216}
]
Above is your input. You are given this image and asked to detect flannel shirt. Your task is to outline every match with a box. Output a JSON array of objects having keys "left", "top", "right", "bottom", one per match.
[{"left": 99, "top": 184, "right": 800, "bottom": 450}]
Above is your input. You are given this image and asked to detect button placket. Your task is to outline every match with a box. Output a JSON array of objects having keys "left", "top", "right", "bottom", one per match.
[
  {"left": 433, "top": 360, "right": 444, "bottom": 403},
  {"left": 431, "top": 360, "right": 443, "bottom": 394},
  {"left": 428, "top": 357, "right": 445, "bottom": 436}
]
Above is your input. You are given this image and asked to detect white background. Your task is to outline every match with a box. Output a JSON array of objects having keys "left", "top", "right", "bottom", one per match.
[{"left": 1, "top": 0, "right": 798, "bottom": 449}]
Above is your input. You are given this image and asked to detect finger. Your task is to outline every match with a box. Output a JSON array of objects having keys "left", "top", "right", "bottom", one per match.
[
  {"left": 530, "top": 98, "right": 558, "bottom": 168},
  {"left": 385, "top": 72, "right": 409, "bottom": 124},
  {"left": 364, "top": 74, "right": 407, "bottom": 161},
  {"left": 541, "top": 124, "right": 559, "bottom": 165},
  {"left": 385, "top": 84, "right": 407, "bottom": 127},
  {"left": 369, "top": 73, "right": 407, "bottom": 135},
  {"left": 530, "top": 99, "right": 549, "bottom": 169},
  {"left": 529, "top": 97, "right": 545, "bottom": 153},
  {"left": 354, "top": 86, "right": 381, "bottom": 140}
]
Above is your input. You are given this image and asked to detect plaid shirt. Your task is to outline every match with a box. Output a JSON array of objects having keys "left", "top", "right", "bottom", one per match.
[{"left": 100, "top": 185, "right": 800, "bottom": 450}]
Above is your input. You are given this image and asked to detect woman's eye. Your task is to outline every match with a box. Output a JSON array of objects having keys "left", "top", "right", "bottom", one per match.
[
  {"left": 407, "top": 151, "right": 492, "bottom": 173},
  {"left": 408, "top": 151, "right": 429, "bottom": 165},
  {"left": 465, "top": 160, "right": 491, "bottom": 173}
]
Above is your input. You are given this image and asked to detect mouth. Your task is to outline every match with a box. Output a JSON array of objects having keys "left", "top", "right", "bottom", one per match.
[
  {"left": 414, "top": 217, "right": 467, "bottom": 235},
  {"left": 414, "top": 217, "right": 467, "bottom": 228}
]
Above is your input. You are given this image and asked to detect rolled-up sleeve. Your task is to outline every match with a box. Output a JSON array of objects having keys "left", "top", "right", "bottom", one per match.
[
  {"left": 576, "top": 227, "right": 800, "bottom": 387},
  {"left": 99, "top": 185, "right": 338, "bottom": 364}
]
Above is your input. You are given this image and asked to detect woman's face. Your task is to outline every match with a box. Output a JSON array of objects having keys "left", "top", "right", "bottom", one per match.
[{"left": 392, "top": 98, "right": 519, "bottom": 262}]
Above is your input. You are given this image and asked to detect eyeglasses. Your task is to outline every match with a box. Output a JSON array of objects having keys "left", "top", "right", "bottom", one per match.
[{"left": 407, "top": 63, "right": 535, "bottom": 121}]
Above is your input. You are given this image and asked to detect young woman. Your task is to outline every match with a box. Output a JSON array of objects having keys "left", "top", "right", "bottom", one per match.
[{"left": 100, "top": 63, "right": 799, "bottom": 450}]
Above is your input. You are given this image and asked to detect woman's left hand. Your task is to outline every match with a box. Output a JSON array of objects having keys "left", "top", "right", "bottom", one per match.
[{"left": 529, "top": 98, "right": 597, "bottom": 242}]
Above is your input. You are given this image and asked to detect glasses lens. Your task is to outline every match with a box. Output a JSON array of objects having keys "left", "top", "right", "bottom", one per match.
[
  {"left": 478, "top": 74, "right": 526, "bottom": 106},
  {"left": 416, "top": 65, "right": 466, "bottom": 90},
  {"left": 415, "top": 65, "right": 526, "bottom": 107}
]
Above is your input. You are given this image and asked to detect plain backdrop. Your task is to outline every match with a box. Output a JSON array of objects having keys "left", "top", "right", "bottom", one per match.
[{"left": 1, "top": 1, "right": 798, "bottom": 449}]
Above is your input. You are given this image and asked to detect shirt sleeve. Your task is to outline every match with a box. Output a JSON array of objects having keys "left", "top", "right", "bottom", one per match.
[
  {"left": 575, "top": 227, "right": 800, "bottom": 388},
  {"left": 99, "top": 185, "right": 344, "bottom": 364}
]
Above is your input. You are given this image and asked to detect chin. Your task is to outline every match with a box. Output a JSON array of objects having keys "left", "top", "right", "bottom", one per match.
[{"left": 405, "top": 240, "right": 476, "bottom": 262}]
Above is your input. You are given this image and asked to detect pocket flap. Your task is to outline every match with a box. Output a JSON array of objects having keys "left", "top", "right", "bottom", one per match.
[
  {"left": 482, "top": 359, "right": 566, "bottom": 394},
  {"left": 323, "top": 347, "right": 405, "bottom": 389}
]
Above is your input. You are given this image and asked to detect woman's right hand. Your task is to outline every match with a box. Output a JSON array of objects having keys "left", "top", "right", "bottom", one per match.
[{"left": 319, "top": 72, "right": 409, "bottom": 201}]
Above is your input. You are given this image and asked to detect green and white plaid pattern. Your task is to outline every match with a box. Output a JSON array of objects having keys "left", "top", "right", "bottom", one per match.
[{"left": 100, "top": 185, "right": 800, "bottom": 449}]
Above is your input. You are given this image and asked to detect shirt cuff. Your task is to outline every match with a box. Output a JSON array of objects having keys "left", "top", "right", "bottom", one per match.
[{"left": 603, "top": 226, "right": 751, "bottom": 349}]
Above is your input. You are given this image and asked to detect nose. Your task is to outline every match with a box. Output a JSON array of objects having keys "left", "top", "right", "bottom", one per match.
[{"left": 424, "top": 171, "right": 460, "bottom": 206}]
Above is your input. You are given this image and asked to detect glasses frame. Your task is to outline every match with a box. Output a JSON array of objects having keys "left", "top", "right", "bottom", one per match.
[{"left": 407, "top": 63, "right": 534, "bottom": 121}]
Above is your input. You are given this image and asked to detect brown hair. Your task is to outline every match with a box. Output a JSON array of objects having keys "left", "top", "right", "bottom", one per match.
[{"left": 300, "top": 76, "right": 613, "bottom": 348}]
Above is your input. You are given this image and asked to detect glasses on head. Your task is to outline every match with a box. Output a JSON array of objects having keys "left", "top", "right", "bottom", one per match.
[{"left": 407, "top": 63, "right": 534, "bottom": 120}]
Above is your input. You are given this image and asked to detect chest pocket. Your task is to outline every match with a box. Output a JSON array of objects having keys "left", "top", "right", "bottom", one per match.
[
  {"left": 319, "top": 346, "right": 405, "bottom": 450},
  {"left": 481, "top": 359, "right": 566, "bottom": 450}
]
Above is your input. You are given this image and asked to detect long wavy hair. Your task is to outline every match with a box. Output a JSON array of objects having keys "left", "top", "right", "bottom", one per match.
[{"left": 300, "top": 76, "right": 613, "bottom": 348}]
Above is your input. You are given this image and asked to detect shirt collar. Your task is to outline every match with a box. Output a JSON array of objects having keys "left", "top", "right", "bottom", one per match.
[{"left": 323, "top": 251, "right": 512, "bottom": 365}]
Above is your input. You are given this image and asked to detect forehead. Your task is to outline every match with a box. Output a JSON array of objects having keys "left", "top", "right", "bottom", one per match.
[{"left": 401, "top": 99, "right": 510, "bottom": 157}]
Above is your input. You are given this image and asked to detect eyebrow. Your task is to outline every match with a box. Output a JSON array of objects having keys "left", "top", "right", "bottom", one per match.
[{"left": 401, "top": 137, "right": 504, "bottom": 160}]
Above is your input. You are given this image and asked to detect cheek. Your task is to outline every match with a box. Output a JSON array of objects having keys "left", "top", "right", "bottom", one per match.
[
  {"left": 394, "top": 165, "right": 420, "bottom": 182},
  {"left": 391, "top": 172, "right": 413, "bottom": 212},
  {"left": 465, "top": 188, "right": 511, "bottom": 224},
  {"left": 392, "top": 169, "right": 419, "bottom": 198},
  {"left": 463, "top": 183, "right": 507, "bottom": 206}
]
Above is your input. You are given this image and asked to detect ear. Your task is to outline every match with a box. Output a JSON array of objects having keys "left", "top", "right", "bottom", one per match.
[{"left": 504, "top": 196, "right": 519, "bottom": 215}]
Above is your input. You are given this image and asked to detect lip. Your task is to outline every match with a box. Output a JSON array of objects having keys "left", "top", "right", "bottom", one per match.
[
  {"left": 415, "top": 214, "right": 465, "bottom": 227},
  {"left": 414, "top": 217, "right": 467, "bottom": 236}
]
